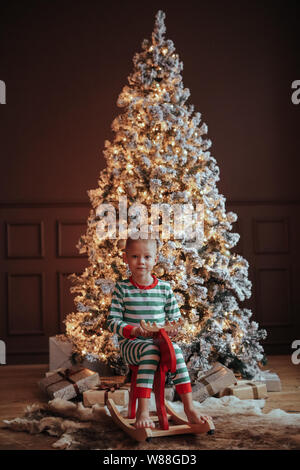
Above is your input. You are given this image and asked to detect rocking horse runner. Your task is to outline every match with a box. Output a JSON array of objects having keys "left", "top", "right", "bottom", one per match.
[{"left": 107, "top": 318, "right": 215, "bottom": 442}]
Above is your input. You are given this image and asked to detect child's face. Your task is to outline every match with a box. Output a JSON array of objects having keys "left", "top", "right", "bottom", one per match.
[{"left": 123, "top": 240, "right": 158, "bottom": 277}]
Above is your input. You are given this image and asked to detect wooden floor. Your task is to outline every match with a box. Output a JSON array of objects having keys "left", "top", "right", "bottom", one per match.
[{"left": 0, "top": 355, "right": 299, "bottom": 450}]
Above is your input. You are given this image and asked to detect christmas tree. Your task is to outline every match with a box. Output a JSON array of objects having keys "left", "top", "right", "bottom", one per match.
[{"left": 64, "top": 10, "right": 267, "bottom": 379}]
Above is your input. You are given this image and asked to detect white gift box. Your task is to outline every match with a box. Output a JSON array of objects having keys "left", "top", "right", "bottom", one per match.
[
  {"left": 253, "top": 370, "right": 282, "bottom": 392},
  {"left": 49, "top": 336, "right": 113, "bottom": 375},
  {"left": 49, "top": 336, "right": 73, "bottom": 371}
]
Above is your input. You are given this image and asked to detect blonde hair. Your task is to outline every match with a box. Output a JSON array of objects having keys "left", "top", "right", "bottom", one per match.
[{"left": 125, "top": 235, "right": 159, "bottom": 253}]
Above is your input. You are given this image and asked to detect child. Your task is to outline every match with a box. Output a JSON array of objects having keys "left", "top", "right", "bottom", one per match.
[{"left": 106, "top": 236, "right": 210, "bottom": 429}]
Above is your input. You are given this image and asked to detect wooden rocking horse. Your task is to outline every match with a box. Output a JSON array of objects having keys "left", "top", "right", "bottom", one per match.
[{"left": 106, "top": 318, "right": 215, "bottom": 442}]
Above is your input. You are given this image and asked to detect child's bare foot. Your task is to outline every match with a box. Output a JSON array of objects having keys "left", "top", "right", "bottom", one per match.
[
  {"left": 184, "top": 407, "right": 210, "bottom": 425},
  {"left": 134, "top": 411, "right": 155, "bottom": 429}
]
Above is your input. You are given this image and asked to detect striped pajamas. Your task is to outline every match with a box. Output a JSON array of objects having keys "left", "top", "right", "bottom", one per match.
[{"left": 106, "top": 276, "right": 192, "bottom": 397}]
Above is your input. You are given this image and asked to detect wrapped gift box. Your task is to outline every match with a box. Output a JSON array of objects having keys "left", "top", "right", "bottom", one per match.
[
  {"left": 252, "top": 370, "right": 282, "bottom": 392},
  {"left": 218, "top": 379, "right": 268, "bottom": 399},
  {"left": 191, "top": 362, "right": 237, "bottom": 402},
  {"left": 38, "top": 367, "right": 100, "bottom": 400},
  {"left": 49, "top": 336, "right": 113, "bottom": 375},
  {"left": 49, "top": 336, "right": 73, "bottom": 371},
  {"left": 83, "top": 384, "right": 129, "bottom": 406}
]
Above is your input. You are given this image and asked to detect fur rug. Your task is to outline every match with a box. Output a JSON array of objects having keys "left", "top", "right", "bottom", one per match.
[{"left": 3, "top": 396, "right": 300, "bottom": 450}]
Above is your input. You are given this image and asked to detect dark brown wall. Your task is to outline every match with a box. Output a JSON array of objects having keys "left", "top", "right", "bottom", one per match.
[{"left": 1, "top": 0, "right": 300, "bottom": 364}]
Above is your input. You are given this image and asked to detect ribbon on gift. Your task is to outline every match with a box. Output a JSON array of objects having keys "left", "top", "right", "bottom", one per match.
[
  {"left": 244, "top": 382, "right": 259, "bottom": 399},
  {"left": 45, "top": 368, "right": 85, "bottom": 397},
  {"left": 92, "top": 383, "right": 125, "bottom": 404}
]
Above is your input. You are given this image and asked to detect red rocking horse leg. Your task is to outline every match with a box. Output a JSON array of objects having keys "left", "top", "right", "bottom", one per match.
[{"left": 153, "top": 328, "right": 177, "bottom": 430}]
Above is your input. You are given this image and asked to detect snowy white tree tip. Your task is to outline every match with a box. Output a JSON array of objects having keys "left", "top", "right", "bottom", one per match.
[{"left": 152, "top": 10, "right": 167, "bottom": 45}]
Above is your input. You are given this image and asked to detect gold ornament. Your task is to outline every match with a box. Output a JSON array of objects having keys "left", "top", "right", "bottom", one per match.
[
  {"left": 155, "top": 265, "right": 165, "bottom": 277},
  {"left": 126, "top": 183, "right": 137, "bottom": 197}
]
